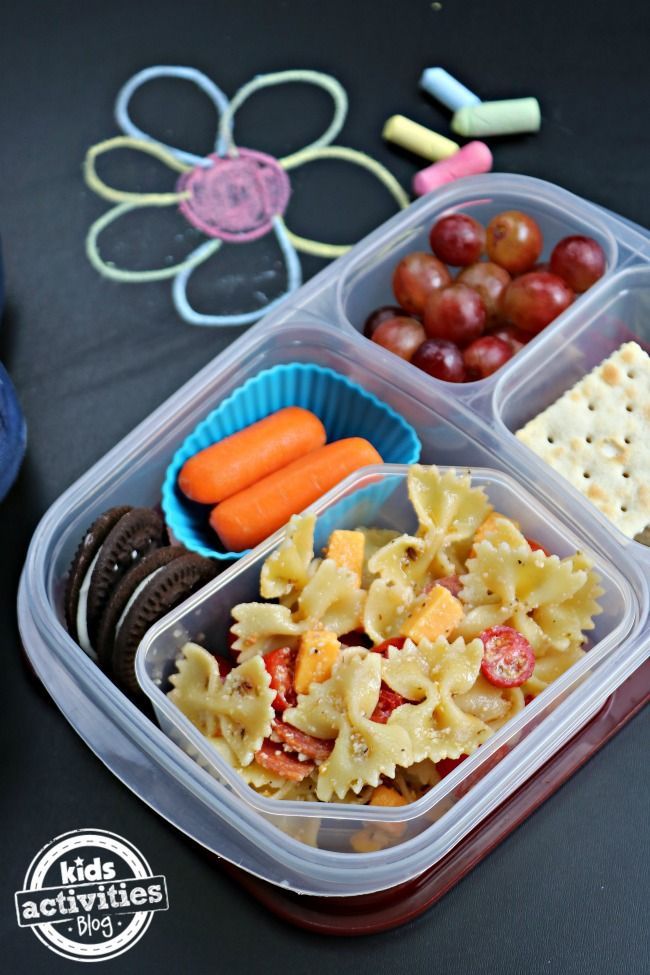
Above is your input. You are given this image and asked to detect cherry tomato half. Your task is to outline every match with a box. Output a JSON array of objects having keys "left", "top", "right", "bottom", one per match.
[
  {"left": 371, "top": 636, "right": 407, "bottom": 655},
  {"left": 527, "top": 537, "right": 552, "bottom": 557},
  {"left": 479, "top": 625, "right": 535, "bottom": 688},
  {"left": 263, "top": 646, "right": 297, "bottom": 711}
]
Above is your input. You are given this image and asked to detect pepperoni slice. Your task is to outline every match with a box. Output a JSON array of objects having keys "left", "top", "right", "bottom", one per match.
[
  {"left": 434, "top": 575, "right": 463, "bottom": 597},
  {"left": 371, "top": 636, "right": 407, "bottom": 656},
  {"left": 263, "top": 646, "right": 297, "bottom": 711},
  {"left": 371, "top": 684, "right": 407, "bottom": 723},
  {"left": 479, "top": 625, "right": 535, "bottom": 687},
  {"left": 254, "top": 740, "right": 315, "bottom": 782},
  {"left": 272, "top": 719, "right": 334, "bottom": 762}
]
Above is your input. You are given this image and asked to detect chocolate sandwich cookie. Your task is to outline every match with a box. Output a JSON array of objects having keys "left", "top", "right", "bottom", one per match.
[
  {"left": 95, "top": 545, "right": 186, "bottom": 667},
  {"left": 65, "top": 506, "right": 165, "bottom": 659},
  {"left": 111, "top": 552, "right": 218, "bottom": 694},
  {"left": 64, "top": 506, "right": 132, "bottom": 653},
  {"left": 85, "top": 507, "right": 166, "bottom": 646}
]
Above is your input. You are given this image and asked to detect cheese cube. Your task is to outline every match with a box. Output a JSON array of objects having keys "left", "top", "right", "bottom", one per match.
[
  {"left": 369, "top": 785, "right": 408, "bottom": 837},
  {"left": 350, "top": 828, "right": 392, "bottom": 853},
  {"left": 325, "top": 530, "right": 365, "bottom": 587},
  {"left": 294, "top": 630, "right": 341, "bottom": 694},
  {"left": 370, "top": 785, "right": 408, "bottom": 808},
  {"left": 400, "top": 585, "right": 463, "bottom": 643},
  {"left": 471, "top": 511, "right": 524, "bottom": 556}
]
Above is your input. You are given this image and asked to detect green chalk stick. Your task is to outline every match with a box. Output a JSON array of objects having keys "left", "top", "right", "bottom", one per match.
[{"left": 452, "top": 97, "right": 541, "bottom": 137}]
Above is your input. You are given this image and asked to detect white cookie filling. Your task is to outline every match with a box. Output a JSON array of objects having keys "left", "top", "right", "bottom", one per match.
[
  {"left": 75, "top": 549, "right": 101, "bottom": 660},
  {"left": 114, "top": 566, "right": 168, "bottom": 640}
]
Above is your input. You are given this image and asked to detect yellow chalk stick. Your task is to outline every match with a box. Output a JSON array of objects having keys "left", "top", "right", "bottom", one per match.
[{"left": 382, "top": 114, "right": 459, "bottom": 161}]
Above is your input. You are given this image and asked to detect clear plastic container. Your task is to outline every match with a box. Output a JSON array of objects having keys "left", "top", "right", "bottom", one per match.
[
  {"left": 18, "top": 174, "right": 650, "bottom": 897},
  {"left": 137, "top": 464, "right": 635, "bottom": 836}
]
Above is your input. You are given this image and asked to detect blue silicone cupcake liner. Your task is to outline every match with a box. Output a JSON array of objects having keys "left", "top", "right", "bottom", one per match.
[{"left": 162, "top": 362, "right": 421, "bottom": 560}]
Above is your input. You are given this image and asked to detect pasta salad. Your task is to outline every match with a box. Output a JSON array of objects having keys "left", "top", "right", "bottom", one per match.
[{"left": 168, "top": 465, "right": 602, "bottom": 814}]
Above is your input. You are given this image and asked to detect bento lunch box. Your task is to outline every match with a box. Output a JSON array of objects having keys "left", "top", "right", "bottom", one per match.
[{"left": 18, "top": 174, "right": 650, "bottom": 900}]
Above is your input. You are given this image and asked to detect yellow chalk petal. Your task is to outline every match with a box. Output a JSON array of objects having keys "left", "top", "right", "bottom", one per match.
[{"left": 383, "top": 115, "right": 459, "bottom": 161}]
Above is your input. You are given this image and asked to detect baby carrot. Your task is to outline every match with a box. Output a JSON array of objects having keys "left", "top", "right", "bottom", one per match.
[
  {"left": 178, "top": 406, "right": 326, "bottom": 504},
  {"left": 210, "top": 438, "right": 382, "bottom": 550}
]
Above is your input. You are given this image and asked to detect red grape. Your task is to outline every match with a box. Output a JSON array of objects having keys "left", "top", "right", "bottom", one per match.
[
  {"left": 423, "top": 283, "right": 486, "bottom": 346},
  {"left": 392, "top": 252, "right": 451, "bottom": 316},
  {"left": 456, "top": 261, "right": 511, "bottom": 325},
  {"left": 486, "top": 210, "right": 543, "bottom": 275},
  {"left": 371, "top": 316, "right": 427, "bottom": 360},
  {"left": 463, "top": 336, "right": 513, "bottom": 380},
  {"left": 429, "top": 213, "right": 485, "bottom": 266},
  {"left": 550, "top": 235, "right": 606, "bottom": 292},
  {"left": 411, "top": 339, "right": 466, "bottom": 382},
  {"left": 489, "top": 323, "right": 529, "bottom": 354},
  {"left": 363, "top": 305, "right": 409, "bottom": 339},
  {"left": 502, "top": 271, "right": 574, "bottom": 334}
]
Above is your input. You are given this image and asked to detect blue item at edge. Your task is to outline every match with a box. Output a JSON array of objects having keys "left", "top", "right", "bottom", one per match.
[{"left": 0, "top": 241, "right": 27, "bottom": 501}]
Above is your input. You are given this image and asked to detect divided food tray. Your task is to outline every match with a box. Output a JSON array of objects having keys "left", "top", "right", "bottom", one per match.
[{"left": 18, "top": 174, "right": 650, "bottom": 903}]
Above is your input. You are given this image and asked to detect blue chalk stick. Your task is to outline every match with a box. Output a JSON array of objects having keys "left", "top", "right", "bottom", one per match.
[{"left": 419, "top": 67, "right": 481, "bottom": 112}]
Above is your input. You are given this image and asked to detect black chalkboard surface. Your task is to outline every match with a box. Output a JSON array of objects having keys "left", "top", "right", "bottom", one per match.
[{"left": 1, "top": 1, "right": 648, "bottom": 972}]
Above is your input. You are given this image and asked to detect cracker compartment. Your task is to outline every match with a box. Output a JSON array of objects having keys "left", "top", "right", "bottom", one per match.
[{"left": 497, "top": 266, "right": 650, "bottom": 547}]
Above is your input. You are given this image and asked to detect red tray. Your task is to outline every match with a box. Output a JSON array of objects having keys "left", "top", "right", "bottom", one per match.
[{"left": 222, "top": 661, "right": 649, "bottom": 935}]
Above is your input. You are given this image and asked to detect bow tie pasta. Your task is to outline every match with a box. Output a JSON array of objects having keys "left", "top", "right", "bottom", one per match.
[
  {"left": 286, "top": 648, "right": 413, "bottom": 801},
  {"left": 260, "top": 514, "right": 316, "bottom": 602},
  {"left": 169, "top": 643, "right": 275, "bottom": 765},
  {"left": 381, "top": 636, "right": 491, "bottom": 763},
  {"left": 166, "top": 465, "right": 603, "bottom": 828}
]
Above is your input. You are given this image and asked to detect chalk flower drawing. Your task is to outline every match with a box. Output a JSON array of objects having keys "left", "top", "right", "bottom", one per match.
[{"left": 84, "top": 66, "right": 408, "bottom": 326}]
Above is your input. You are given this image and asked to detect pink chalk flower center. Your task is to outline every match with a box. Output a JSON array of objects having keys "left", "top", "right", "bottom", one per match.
[{"left": 177, "top": 149, "right": 291, "bottom": 243}]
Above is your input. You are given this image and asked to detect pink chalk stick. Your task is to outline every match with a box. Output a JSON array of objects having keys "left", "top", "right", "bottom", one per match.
[{"left": 412, "top": 141, "right": 493, "bottom": 196}]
